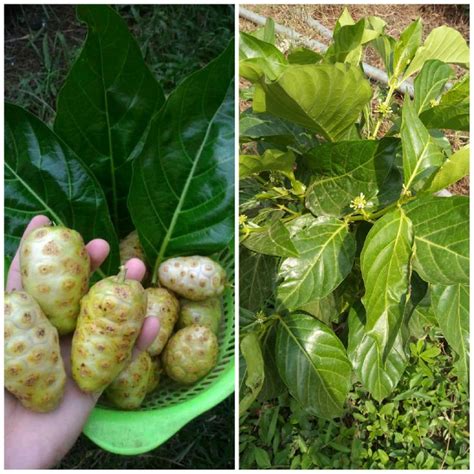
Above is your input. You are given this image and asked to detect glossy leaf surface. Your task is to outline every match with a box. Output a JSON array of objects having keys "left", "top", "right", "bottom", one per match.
[
  {"left": 278, "top": 216, "right": 356, "bottom": 309},
  {"left": 404, "top": 196, "right": 469, "bottom": 285},
  {"left": 348, "top": 304, "right": 407, "bottom": 402},
  {"left": 5, "top": 103, "right": 119, "bottom": 275},
  {"left": 305, "top": 138, "right": 397, "bottom": 217},
  {"left": 401, "top": 98, "right": 444, "bottom": 193},
  {"left": 413, "top": 60, "right": 453, "bottom": 115},
  {"left": 432, "top": 284, "right": 469, "bottom": 382},
  {"left": 276, "top": 313, "right": 352, "bottom": 419},
  {"left": 360, "top": 208, "right": 413, "bottom": 355},
  {"left": 54, "top": 5, "right": 165, "bottom": 235},
  {"left": 242, "top": 220, "right": 299, "bottom": 258},
  {"left": 422, "top": 146, "right": 469, "bottom": 194},
  {"left": 129, "top": 41, "right": 234, "bottom": 275}
]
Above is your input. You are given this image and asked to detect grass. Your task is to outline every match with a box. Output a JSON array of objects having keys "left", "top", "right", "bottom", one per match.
[
  {"left": 5, "top": 5, "right": 235, "bottom": 469},
  {"left": 5, "top": 4, "right": 234, "bottom": 123},
  {"left": 240, "top": 331, "right": 470, "bottom": 469}
]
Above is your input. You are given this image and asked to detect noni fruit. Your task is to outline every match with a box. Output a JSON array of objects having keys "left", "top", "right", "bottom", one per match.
[
  {"left": 105, "top": 351, "right": 152, "bottom": 410},
  {"left": 120, "top": 230, "right": 149, "bottom": 283},
  {"left": 163, "top": 325, "right": 218, "bottom": 384},
  {"left": 71, "top": 267, "right": 147, "bottom": 393},
  {"left": 146, "top": 357, "right": 162, "bottom": 394},
  {"left": 177, "top": 297, "right": 222, "bottom": 334},
  {"left": 119, "top": 230, "right": 146, "bottom": 264},
  {"left": 20, "top": 225, "right": 90, "bottom": 334},
  {"left": 4, "top": 291, "right": 66, "bottom": 412},
  {"left": 146, "top": 288, "right": 180, "bottom": 356},
  {"left": 158, "top": 256, "right": 226, "bottom": 301}
]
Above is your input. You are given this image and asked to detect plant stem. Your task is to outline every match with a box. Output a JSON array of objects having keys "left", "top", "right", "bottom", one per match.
[{"left": 370, "top": 82, "right": 397, "bottom": 140}]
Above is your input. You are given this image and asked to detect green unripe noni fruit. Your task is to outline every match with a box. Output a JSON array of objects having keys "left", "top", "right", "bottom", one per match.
[
  {"left": 177, "top": 297, "right": 222, "bottom": 334},
  {"left": 71, "top": 267, "right": 147, "bottom": 393},
  {"left": 158, "top": 256, "right": 226, "bottom": 301},
  {"left": 105, "top": 351, "right": 153, "bottom": 410},
  {"left": 146, "top": 288, "right": 180, "bottom": 356},
  {"left": 146, "top": 357, "right": 162, "bottom": 394},
  {"left": 20, "top": 225, "right": 90, "bottom": 334},
  {"left": 4, "top": 291, "right": 66, "bottom": 412},
  {"left": 163, "top": 325, "right": 218, "bottom": 384}
]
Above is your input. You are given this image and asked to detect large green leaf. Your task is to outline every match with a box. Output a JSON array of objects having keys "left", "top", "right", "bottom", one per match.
[
  {"left": 5, "top": 103, "right": 119, "bottom": 276},
  {"left": 348, "top": 303, "right": 407, "bottom": 402},
  {"left": 400, "top": 98, "right": 444, "bottom": 193},
  {"left": 240, "top": 111, "right": 316, "bottom": 151},
  {"left": 276, "top": 313, "right": 352, "bottom": 419},
  {"left": 432, "top": 284, "right": 469, "bottom": 382},
  {"left": 392, "top": 19, "right": 422, "bottom": 78},
  {"left": 255, "top": 63, "right": 372, "bottom": 142},
  {"left": 422, "top": 146, "right": 469, "bottom": 194},
  {"left": 404, "top": 196, "right": 469, "bottom": 285},
  {"left": 305, "top": 138, "right": 398, "bottom": 217},
  {"left": 414, "top": 60, "right": 453, "bottom": 115},
  {"left": 128, "top": 41, "right": 234, "bottom": 278},
  {"left": 242, "top": 220, "right": 299, "bottom": 258},
  {"left": 259, "top": 324, "right": 286, "bottom": 401},
  {"left": 239, "top": 332, "right": 265, "bottom": 415},
  {"left": 278, "top": 216, "right": 356, "bottom": 309},
  {"left": 325, "top": 18, "right": 366, "bottom": 65},
  {"left": 402, "top": 25, "right": 470, "bottom": 80},
  {"left": 360, "top": 208, "right": 414, "bottom": 356},
  {"left": 239, "top": 32, "right": 287, "bottom": 82},
  {"left": 419, "top": 75, "right": 469, "bottom": 131},
  {"left": 240, "top": 247, "right": 277, "bottom": 312},
  {"left": 239, "top": 149, "right": 295, "bottom": 179},
  {"left": 240, "top": 32, "right": 286, "bottom": 63},
  {"left": 54, "top": 5, "right": 165, "bottom": 235}
]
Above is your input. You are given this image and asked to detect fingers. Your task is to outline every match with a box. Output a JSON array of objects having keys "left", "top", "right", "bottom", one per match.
[
  {"left": 86, "top": 239, "right": 110, "bottom": 273},
  {"left": 6, "top": 215, "right": 51, "bottom": 292},
  {"left": 124, "top": 258, "right": 147, "bottom": 282},
  {"left": 134, "top": 317, "right": 160, "bottom": 355}
]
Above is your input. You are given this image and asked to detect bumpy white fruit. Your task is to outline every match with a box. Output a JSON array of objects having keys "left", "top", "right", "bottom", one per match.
[
  {"left": 146, "top": 288, "right": 180, "bottom": 356},
  {"left": 105, "top": 351, "right": 153, "bottom": 410},
  {"left": 158, "top": 256, "right": 226, "bottom": 301},
  {"left": 4, "top": 291, "right": 66, "bottom": 412},
  {"left": 20, "top": 225, "right": 90, "bottom": 334},
  {"left": 163, "top": 325, "right": 218, "bottom": 384},
  {"left": 146, "top": 357, "right": 162, "bottom": 394},
  {"left": 177, "top": 297, "right": 222, "bottom": 334},
  {"left": 71, "top": 267, "right": 147, "bottom": 393},
  {"left": 119, "top": 230, "right": 146, "bottom": 264}
]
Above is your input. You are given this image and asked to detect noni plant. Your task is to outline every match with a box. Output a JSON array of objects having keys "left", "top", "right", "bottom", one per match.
[{"left": 239, "top": 10, "right": 469, "bottom": 419}]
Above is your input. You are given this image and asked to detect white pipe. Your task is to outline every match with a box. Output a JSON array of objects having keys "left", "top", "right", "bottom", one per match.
[{"left": 240, "top": 7, "right": 415, "bottom": 97}]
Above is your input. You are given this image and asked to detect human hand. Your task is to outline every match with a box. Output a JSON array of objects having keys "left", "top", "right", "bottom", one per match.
[{"left": 5, "top": 215, "right": 159, "bottom": 469}]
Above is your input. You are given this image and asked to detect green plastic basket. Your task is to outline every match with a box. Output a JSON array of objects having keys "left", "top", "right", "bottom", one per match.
[{"left": 82, "top": 249, "right": 235, "bottom": 455}]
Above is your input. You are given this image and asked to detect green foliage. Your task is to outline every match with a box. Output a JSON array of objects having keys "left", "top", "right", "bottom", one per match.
[
  {"left": 239, "top": 9, "right": 469, "bottom": 469},
  {"left": 240, "top": 334, "right": 469, "bottom": 469}
]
